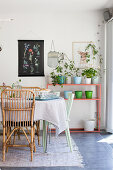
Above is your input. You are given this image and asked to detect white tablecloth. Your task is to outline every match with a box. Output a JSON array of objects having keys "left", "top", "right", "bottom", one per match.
[{"left": 0, "top": 98, "right": 67, "bottom": 135}]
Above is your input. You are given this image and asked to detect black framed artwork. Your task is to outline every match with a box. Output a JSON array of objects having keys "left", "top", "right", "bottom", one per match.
[{"left": 18, "top": 40, "right": 44, "bottom": 76}]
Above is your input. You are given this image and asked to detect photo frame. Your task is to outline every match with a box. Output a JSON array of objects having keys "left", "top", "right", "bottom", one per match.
[
  {"left": 72, "top": 41, "right": 98, "bottom": 68},
  {"left": 18, "top": 40, "right": 44, "bottom": 76}
]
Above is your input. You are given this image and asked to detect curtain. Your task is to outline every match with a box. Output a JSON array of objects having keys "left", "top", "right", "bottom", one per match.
[{"left": 106, "top": 19, "right": 113, "bottom": 133}]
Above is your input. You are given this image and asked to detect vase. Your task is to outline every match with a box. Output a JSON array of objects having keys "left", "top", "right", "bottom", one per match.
[
  {"left": 58, "top": 76, "right": 65, "bottom": 84},
  {"left": 73, "top": 76, "right": 81, "bottom": 84},
  {"left": 92, "top": 76, "right": 99, "bottom": 84},
  {"left": 85, "top": 78, "right": 91, "bottom": 84},
  {"left": 84, "top": 119, "right": 95, "bottom": 131},
  {"left": 64, "top": 91, "right": 72, "bottom": 99},
  {"left": 66, "top": 76, "right": 71, "bottom": 84}
]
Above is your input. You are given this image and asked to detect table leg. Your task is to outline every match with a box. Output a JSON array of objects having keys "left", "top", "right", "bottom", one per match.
[{"left": 43, "top": 120, "right": 48, "bottom": 153}]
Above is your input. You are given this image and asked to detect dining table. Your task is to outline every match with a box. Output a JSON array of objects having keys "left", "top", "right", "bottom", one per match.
[{"left": 0, "top": 96, "right": 67, "bottom": 152}]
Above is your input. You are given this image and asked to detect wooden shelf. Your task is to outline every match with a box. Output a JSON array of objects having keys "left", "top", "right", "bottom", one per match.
[
  {"left": 50, "top": 128, "right": 100, "bottom": 133},
  {"left": 64, "top": 98, "right": 101, "bottom": 100},
  {"left": 47, "top": 84, "right": 101, "bottom": 86}
]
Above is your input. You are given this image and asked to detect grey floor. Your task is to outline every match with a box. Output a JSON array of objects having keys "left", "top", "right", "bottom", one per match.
[{"left": 1, "top": 132, "right": 113, "bottom": 170}]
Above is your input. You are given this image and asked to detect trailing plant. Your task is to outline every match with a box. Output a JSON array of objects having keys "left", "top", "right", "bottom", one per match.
[
  {"left": 85, "top": 43, "right": 98, "bottom": 63},
  {"left": 82, "top": 68, "right": 97, "bottom": 78},
  {"left": 64, "top": 60, "right": 75, "bottom": 77},
  {"left": 50, "top": 72, "right": 64, "bottom": 87},
  {"left": 73, "top": 68, "right": 81, "bottom": 77}
]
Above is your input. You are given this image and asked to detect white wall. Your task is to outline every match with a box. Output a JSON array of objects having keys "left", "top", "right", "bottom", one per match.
[{"left": 0, "top": 9, "right": 105, "bottom": 128}]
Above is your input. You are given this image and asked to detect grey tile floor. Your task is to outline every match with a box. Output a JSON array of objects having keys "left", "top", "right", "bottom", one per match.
[{"left": 1, "top": 132, "right": 113, "bottom": 170}]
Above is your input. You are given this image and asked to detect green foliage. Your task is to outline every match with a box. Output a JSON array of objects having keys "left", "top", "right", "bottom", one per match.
[
  {"left": 74, "top": 68, "right": 81, "bottom": 77},
  {"left": 50, "top": 56, "right": 75, "bottom": 86},
  {"left": 82, "top": 68, "right": 97, "bottom": 78},
  {"left": 85, "top": 43, "right": 98, "bottom": 63},
  {"left": 64, "top": 60, "right": 75, "bottom": 77}
]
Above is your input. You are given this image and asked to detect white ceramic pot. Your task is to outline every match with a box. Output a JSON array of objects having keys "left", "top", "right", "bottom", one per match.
[
  {"left": 92, "top": 76, "right": 99, "bottom": 84},
  {"left": 84, "top": 119, "right": 95, "bottom": 131},
  {"left": 66, "top": 76, "right": 71, "bottom": 84},
  {"left": 48, "top": 76, "right": 52, "bottom": 84},
  {"left": 85, "top": 78, "right": 91, "bottom": 84}
]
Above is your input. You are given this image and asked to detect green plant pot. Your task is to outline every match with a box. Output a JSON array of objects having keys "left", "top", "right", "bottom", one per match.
[
  {"left": 75, "top": 91, "right": 82, "bottom": 99},
  {"left": 85, "top": 91, "right": 93, "bottom": 99}
]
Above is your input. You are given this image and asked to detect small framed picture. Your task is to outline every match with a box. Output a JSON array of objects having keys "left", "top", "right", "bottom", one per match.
[{"left": 18, "top": 40, "right": 44, "bottom": 76}]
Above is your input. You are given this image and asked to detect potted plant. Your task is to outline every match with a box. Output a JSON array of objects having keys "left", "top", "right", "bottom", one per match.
[
  {"left": 50, "top": 57, "right": 65, "bottom": 86},
  {"left": 64, "top": 60, "right": 75, "bottom": 84},
  {"left": 82, "top": 68, "right": 97, "bottom": 84},
  {"left": 73, "top": 68, "right": 82, "bottom": 84}
]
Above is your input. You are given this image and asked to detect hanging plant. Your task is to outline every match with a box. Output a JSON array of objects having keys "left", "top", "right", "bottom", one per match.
[{"left": 85, "top": 43, "right": 98, "bottom": 63}]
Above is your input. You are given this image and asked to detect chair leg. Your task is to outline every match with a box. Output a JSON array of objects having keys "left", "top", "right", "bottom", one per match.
[
  {"left": 3, "top": 126, "right": 6, "bottom": 161},
  {"left": 48, "top": 123, "right": 51, "bottom": 144},
  {"left": 33, "top": 126, "right": 36, "bottom": 152},
  {"left": 31, "top": 126, "right": 33, "bottom": 161},
  {"left": 43, "top": 120, "right": 47, "bottom": 153},
  {"left": 13, "top": 131, "right": 17, "bottom": 144},
  {"left": 9, "top": 127, "right": 11, "bottom": 144},
  {"left": 6, "top": 127, "right": 10, "bottom": 153},
  {"left": 65, "top": 125, "right": 73, "bottom": 152},
  {"left": 65, "top": 129, "right": 70, "bottom": 146},
  {"left": 17, "top": 129, "right": 20, "bottom": 140}
]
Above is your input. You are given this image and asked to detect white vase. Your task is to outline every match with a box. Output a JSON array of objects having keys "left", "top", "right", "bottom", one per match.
[
  {"left": 84, "top": 119, "right": 95, "bottom": 131},
  {"left": 92, "top": 76, "right": 99, "bottom": 84},
  {"left": 66, "top": 76, "right": 71, "bottom": 84},
  {"left": 85, "top": 78, "right": 91, "bottom": 84},
  {"left": 48, "top": 76, "right": 52, "bottom": 84}
]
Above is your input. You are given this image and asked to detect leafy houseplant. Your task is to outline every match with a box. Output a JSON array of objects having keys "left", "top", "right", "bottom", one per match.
[
  {"left": 73, "top": 68, "right": 82, "bottom": 84},
  {"left": 82, "top": 68, "right": 97, "bottom": 84},
  {"left": 50, "top": 56, "right": 75, "bottom": 86},
  {"left": 50, "top": 57, "right": 65, "bottom": 86},
  {"left": 64, "top": 60, "right": 75, "bottom": 84}
]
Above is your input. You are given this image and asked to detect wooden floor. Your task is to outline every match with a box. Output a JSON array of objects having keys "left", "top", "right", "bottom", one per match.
[{"left": 1, "top": 132, "right": 113, "bottom": 170}]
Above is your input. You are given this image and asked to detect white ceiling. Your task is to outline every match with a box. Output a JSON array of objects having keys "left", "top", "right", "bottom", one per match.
[{"left": 0, "top": 0, "right": 113, "bottom": 13}]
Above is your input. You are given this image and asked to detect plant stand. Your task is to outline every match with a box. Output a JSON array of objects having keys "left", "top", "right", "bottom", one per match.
[{"left": 47, "top": 84, "right": 101, "bottom": 133}]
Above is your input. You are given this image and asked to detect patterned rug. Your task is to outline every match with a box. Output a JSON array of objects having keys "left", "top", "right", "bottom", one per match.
[{"left": 0, "top": 135, "right": 84, "bottom": 167}]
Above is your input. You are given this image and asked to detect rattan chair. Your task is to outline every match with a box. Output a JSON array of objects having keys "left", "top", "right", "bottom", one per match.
[
  {"left": 1, "top": 89, "right": 35, "bottom": 161},
  {"left": 22, "top": 86, "right": 41, "bottom": 145},
  {"left": 0, "top": 86, "right": 11, "bottom": 134}
]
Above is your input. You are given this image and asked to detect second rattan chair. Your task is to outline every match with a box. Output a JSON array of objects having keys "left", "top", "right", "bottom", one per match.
[{"left": 1, "top": 89, "right": 35, "bottom": 161}]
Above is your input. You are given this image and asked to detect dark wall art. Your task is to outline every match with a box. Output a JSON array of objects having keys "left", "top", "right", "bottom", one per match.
[{"left": 18, "top": 40, "right": 44, "bottom": 76}]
